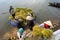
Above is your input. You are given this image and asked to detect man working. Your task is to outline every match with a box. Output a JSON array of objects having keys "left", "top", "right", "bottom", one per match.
[{"left": 9, "top": 6, "right": 15, "bottom": 18}]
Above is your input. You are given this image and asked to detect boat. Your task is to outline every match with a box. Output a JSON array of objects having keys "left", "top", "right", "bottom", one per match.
[{"left": 48, "top": 2, "right": 60, "bottom": 8}]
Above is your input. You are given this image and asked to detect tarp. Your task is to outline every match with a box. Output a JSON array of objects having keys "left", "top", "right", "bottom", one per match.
[{"left": 53, "top": 29, "right": 60, "bottom": 40}]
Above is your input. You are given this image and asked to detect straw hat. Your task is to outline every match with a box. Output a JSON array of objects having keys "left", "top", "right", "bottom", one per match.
[
  {"left": 44, "top": 20, "right": 53, "bottom": 27},
  {"left": 18, "top": 19, "right": 23, "bottom": 21},
  {"left": 26, "top": 16, "right": 33, "bottom": 20},
  {"left": 15, "top": 16, "right": 19, "bottom": 20}
]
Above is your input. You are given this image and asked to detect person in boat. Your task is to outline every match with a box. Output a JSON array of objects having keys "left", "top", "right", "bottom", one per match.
[
  {"left": 17, "top": 19, "right": 24, "bottom": 29},
  {"left": 26, "top": 16, "right": 35, "bottom": 31},
  {"left": 39, "top": 20, "right": 53, "bottom": 29},
  {"left": 17, "top": 28, "right": 24, "bottom": 40},
  {"left": 9, "top": 6, "right": 15, "bottom": 18},
  {"left": 14, "top": 16, "right": 24, "bottom": 29}
]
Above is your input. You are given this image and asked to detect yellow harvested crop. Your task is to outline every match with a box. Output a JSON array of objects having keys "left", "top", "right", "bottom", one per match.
[
  {"left": 9, "top": 8, "right": 34, "bottom": 26},
  {"left": 41, "top": 29, "right": 53, "bottom": 38},
  {"left": 32, "top": 25, "right": 43, "bottom": 37},
  {"left": 31, "top": 25, "right": 53, "bottom": 38}
]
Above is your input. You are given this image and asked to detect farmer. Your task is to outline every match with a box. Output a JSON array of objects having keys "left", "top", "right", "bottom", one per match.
[
  {"left": 14, "top": 16, "right": 24, "bottom": 29},
  {"left": 17, "top": 28, "right": 24, "bottom": 40},
  {"left": 9, "top": 6, "right": 15, "bottom": 18},
  {"left": 26, "top": 16, "right": 35, "bottom": 31}
]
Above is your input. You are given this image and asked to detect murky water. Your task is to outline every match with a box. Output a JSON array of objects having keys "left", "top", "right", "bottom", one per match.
[
  {"left": 0, "top": 0, "right": 60, "bottom": 39},
  {"left": 0, "top": 0, "right": 60, "bottom": 19}
]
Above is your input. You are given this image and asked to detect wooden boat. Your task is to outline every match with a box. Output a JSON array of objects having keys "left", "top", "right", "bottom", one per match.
[{"left": 48, "top": 2, "right": 60, "bottom": 8}]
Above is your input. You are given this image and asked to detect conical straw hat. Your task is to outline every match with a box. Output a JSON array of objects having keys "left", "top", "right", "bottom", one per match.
[
  {"left": 44, "top": 20, "right": 53, "bottom": 27},
  {"left": 26, "top": 16, "right": 33, "bottom": 20},
  {"left": 15, "top": 16, "right": 19, "bottom": 20}
]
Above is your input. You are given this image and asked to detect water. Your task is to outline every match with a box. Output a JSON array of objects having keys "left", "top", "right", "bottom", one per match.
[
  {"left": 0, "top": 0, "right": 60, "bottom": 19},
  {"left": 0, "top": 0, "right": 60, "bottom": 39},
  {"left": 0, "top": 0, "right": 60, "bottom": 12}
]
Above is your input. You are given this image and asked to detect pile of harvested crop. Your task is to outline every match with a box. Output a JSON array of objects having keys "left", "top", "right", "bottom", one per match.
[{"left": 9, "top": 8, "right": 34, "bottom": 26}]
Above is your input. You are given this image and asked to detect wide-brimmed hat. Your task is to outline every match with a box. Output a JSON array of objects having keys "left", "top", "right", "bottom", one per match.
[
  {"left": 26, "top": 16, "right": 33, "bottom": 20},
  {"left": 44, "top": 20, "right": 53, "bottom": 27},
  {"left": 15, "top": 16, "right": 19, "bottom": 20}
]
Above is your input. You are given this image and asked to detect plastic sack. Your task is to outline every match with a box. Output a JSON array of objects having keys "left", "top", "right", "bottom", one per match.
[
  {"left": 39, "top": 23, "right": 44, "bottom": 28},
  {"left": 53, "top": 29, "right": 60, "bottom": 36},
  {"left": 9, "top": 20, "right": 17, "bottom": 27},
  {"left": 17, "top": 32, "right": 24, "bottom": 40},
  {"left": 55, "top": 34, "right": 60, "bottom": 40},
  {"left": 53, "top": 29, "right": 60, "bottom": 40}
]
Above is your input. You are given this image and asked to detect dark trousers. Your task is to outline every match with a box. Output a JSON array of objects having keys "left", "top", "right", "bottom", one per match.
[
  {"left": 12, "top": 13, "right": 15, "bottom": 18},
  {"left": 17, "top": 22, "right": 24, "bottom": 30},
  {"left": 27, "top": 20, "right": 34, "bottom": 30}
]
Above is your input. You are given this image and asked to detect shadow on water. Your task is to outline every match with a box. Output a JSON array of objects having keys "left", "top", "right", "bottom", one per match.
[
  {"left": 48, "top": 5, "right": 60, "bottom": 10},
  {"left": 2, "top": 12, "right": 8, "bottom": 14},
  {"left": 57, "top": 8, "right": 60, "bottom": 10},
  {"left": 2, "top": 13, "right": 7, "bottom": 14}
]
